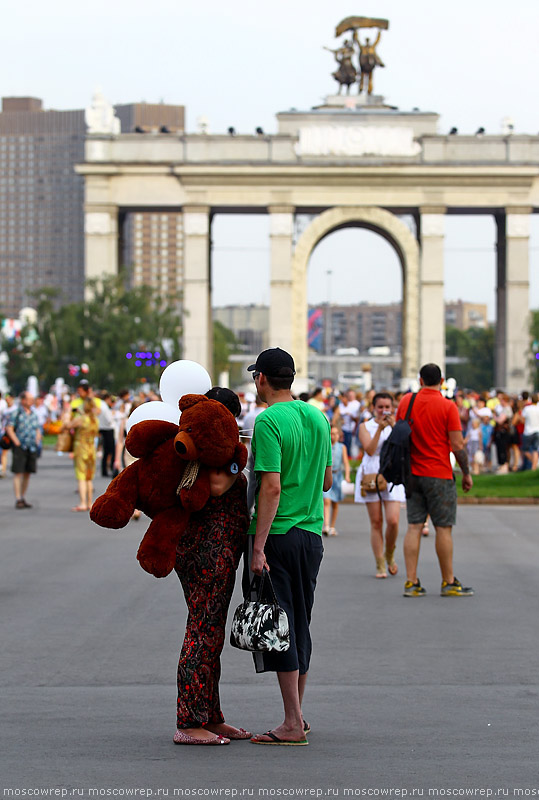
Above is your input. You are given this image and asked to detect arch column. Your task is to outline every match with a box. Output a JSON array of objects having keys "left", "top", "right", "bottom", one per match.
[
  {"left": 268, "top": 204, "right": 298, "bottom": 373},
  {"left": 419, "top": 207, "right": 446, "bottom": 372},
  {"left": 84, "top": 205, "right": 118, "bottom": 298},
  {"left": 496, "top": 207, "right": 531, "bottom": 391},
  {"left": 291, "top": 206, "right": 420, "bottom": 389},
  {"left": 182, "top": 206, "right": 213, "bottom": 373}
]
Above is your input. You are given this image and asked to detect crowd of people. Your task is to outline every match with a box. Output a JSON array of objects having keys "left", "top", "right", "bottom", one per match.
[
  {"left": 0, "top": 381, "right": 153, "bottom": 511},
  {"left": 1, "top": 356, "right": 538, "bottom": 747}
]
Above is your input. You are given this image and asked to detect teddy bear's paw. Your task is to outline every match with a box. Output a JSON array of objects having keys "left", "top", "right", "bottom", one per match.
[
  {"left": 137, "top": 545, "right": 176, "bottom": 579},
  {"left": 90, "top": 495, "right": 133, "bottom": 529}
]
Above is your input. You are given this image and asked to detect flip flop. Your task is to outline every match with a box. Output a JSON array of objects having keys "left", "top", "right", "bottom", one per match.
[
  {"left": 304, "top": 721, "right": 311, "bottom": 735},
  {"left": 251, "top": 731, "right": 308, "bottom": 746}
]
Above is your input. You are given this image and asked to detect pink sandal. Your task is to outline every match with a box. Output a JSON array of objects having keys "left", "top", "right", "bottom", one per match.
[{"left": 173, "top": 730, "right": 230, "bottom": 745}]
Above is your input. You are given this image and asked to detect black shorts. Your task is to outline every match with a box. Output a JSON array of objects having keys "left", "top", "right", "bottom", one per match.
[
  {"left": 254, "top": 526, "right": 324, "bottom": 675},
  {"left": 406, "top": 475, "right": 457, "bottom": 528},
  {"left": 12, "top": 446, "right": 38, "bottom": 474}
]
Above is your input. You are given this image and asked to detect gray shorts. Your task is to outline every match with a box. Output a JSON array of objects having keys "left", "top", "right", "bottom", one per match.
[{"left": 406, "top": 475, "right": 457, "bottom": 528}]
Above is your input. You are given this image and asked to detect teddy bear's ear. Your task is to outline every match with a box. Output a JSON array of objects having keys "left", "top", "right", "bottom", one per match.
[
  {"left": 234, "top": 442, "right": 248, "bottom": 472},
  {"left": 178, "top": 394, "right": 208, "bottom": 412},
  {"left": 126, "top": 420, "right": 179, "bottom": 458}
]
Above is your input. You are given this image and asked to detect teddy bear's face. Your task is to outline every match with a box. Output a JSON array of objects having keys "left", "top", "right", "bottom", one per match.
[{"left": 174, "top": 395, "right": 240, "bottom": 467}]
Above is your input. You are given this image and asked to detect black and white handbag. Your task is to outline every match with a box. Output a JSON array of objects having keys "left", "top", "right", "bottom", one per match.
[{"left": 230, "top": 568, "right": 290, "bottom": 653}]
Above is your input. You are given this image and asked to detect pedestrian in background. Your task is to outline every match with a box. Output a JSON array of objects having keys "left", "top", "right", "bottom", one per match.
[
  {"left": 355, "top": 392, "right": 404, "bottom": 578},
  {"left": 398, "top": 364, "right": 474, "bottom": 598},
  {"left": 0, "top": 393, "right": 15, "bottom": 478},
  {"left": 98, "top": 392, "right": 116, "bottom": 477},
  {"left": 70, "top": 398, "right": 99, "bottom": 512},
  {"left": 5, "top": 392, "right": 41, "bottom": 509},
  {"left": 323, "top": 424, "right": 351, "bottom": 536}
]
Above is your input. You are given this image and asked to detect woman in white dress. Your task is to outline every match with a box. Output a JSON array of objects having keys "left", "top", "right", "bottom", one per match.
[{"left": 355, "top": 392, "right": 405, "bottom": 578}]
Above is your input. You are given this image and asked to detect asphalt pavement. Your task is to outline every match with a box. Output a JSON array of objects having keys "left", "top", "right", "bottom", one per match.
[{"left": 1, "top": 449, "right": 538, "bottom": 797}]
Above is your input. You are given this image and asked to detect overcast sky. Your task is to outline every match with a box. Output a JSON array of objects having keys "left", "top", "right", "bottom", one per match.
[{"left": 3, "top": 0, "right": 538, "bottom": 318}]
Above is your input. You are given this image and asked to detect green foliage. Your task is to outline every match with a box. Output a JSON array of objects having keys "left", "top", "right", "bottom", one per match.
[
  {"left": 213, "top": 320, "right": 239, "bottom": 380},
  {"left": 456, "top": 470, "right": 539, "bottom": 498},
  {"left": 445, "top": 325, "right": 495, "bottom": 391},
  {"left": 3, "top": 275, "right": 183, "bottom": 393}
]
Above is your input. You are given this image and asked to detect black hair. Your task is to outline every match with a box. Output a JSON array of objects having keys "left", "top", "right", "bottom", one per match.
[
  {"left": 266, "top": 374, "right": 294, "bottom": 392},
  {"left": 419, "top": 363, "right": 442, "bottom": 387},
  {"left": 298, "top": 391, "right": 310, "bottom": 402},
  {"left": 372, "top": 391, "right": 394, "bottom": 407},
  {"left": 205, "top": 386, "right": 241, "bottom": 418}
]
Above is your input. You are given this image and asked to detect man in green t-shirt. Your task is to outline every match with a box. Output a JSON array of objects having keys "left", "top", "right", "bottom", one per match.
[{"left": 247, "top": 348, "right": 332, "bottom": 746}]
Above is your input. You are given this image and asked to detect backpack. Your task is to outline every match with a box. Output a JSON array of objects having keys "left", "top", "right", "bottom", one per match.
[{"left": 379, "top": 393, "right": 417, "bottom": 497}]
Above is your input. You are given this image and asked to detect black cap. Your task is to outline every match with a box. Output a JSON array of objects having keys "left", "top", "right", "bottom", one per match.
[
  {"left": 78, "top": 379, "right": 89, "bottom": 387},
  {"left": 247, "top": 348, "right": 296, "bottom": 378}
]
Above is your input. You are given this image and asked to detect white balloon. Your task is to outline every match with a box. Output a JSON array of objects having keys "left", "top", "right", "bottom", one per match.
[
  {"left": 159, "top": 360, "right": 212, "bottom": 408},
  {"left": 125, "top": 401, "right": 180, "bottom": 434}
]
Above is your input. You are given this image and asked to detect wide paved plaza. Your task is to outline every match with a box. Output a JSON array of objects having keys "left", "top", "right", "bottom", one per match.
[{"left": 2, "top": 450, "right": 538, "bottom": 796}]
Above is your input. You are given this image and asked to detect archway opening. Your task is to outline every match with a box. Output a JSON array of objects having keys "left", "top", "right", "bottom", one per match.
[
  {"left": 443, "top": 214, "right": 496, "bottom": 389},
  {"left": 306, "top": 224, "right": 404, "bottom": 390},
  {"left": 211, "top": 213, "right": 270, "bottom": 386}
]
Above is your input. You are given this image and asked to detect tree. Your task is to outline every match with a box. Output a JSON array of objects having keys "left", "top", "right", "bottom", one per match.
[
  {"left": 445, "top": 325, "right": 495, "bottom": 390},
  {"left": 213, "top": 320, "right": 240, "bottom": 382},
  {"left": 4, "top": 275, "right": 183, "bottom": 392}
]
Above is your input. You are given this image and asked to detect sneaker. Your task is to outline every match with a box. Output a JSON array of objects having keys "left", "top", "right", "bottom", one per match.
[
  {"left": 441, "top": 578, "right": 474, "bottom": 597},
  {"left": 403, "top": 579, "right": 426, "bottom": 597}
]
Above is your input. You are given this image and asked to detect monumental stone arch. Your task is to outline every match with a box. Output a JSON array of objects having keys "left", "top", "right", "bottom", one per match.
[
  {"left": 77, "top": 45, "right": 539, "bottom": 392},
  {"left": 290, "top": 206, "right": 420, "bottom": 384}
]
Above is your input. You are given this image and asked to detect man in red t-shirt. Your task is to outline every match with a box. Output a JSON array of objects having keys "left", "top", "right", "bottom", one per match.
[{"left": 396, "top": 363, "right": 474, "bottom": 598}]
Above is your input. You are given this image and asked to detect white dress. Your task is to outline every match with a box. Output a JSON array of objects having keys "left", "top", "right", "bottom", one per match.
[{"left": 354, "top": 418, "right": 406, "bottom": 504}]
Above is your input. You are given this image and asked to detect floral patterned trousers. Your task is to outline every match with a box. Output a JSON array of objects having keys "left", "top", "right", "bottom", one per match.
[{"left": 174, "top": 477, "right": 248, "bottom": 729}]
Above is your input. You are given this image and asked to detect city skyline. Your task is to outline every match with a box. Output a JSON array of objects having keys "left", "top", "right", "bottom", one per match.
[{"left": 1, "top": 0, "right": 538, "bottom": 320}]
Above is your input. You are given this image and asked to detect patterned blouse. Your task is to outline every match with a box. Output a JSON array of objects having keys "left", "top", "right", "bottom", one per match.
[{"left": 11, "top": 407, "right": 40, "bottom": 452}]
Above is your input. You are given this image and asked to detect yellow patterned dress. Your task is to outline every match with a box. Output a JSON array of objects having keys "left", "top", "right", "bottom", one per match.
[{"left": 73, "top": 413, "right": 99, "bottom": 481}]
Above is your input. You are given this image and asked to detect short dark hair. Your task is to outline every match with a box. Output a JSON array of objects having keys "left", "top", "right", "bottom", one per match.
[
  {"left": 373, "top": 391, "right": 394, "bottom": 407},
  {"left": 266, "top": 374, "right": 294, "bottom": 392},
  {"left": 419, "top": 363, "right": 442, "bottom": 386},
  {"left": 205, "top": 386, "right": 241, "bottom": 418}
]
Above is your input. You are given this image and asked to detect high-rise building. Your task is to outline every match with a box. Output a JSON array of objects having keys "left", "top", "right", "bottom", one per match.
[
  {"left": 0, "top": 97, "right": 185, "bottom": 318},
  {"left": 0, "top": 97, "right": 86, "bottom": 316}
]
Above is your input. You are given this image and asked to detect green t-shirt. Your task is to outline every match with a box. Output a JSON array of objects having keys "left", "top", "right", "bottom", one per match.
[{"left": 248, "top": 400, "right": 332, "bottom": 536}]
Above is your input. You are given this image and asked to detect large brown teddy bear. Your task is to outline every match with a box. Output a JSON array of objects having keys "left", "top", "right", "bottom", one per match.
[{"left": 90, "top": 394, "right": 247, "bottom": 578}]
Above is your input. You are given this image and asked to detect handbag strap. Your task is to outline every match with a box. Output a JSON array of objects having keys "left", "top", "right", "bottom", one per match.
[{"left": 248, "top": 567, "right": 279, "bottom": 605}]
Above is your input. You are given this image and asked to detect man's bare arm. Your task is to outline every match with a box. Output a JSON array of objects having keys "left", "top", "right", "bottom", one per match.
[
  {"left": 251, "top": 472, "right": 281, "bottom": 575},
  {"left": 449, "top": 430, "right": 469, "bottom": 474},
  {"left": 449, "top": 429, "right": 473, "bottom": 492},
  {"left": 323, "top": 465, "right": 333, "bottom": 492}
]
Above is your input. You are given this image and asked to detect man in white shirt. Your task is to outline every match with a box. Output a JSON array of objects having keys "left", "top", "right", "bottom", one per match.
[
  {"left": 339, "top": 390, "right": 360, "bottom": 454},
  {"left": 521, "top": 394, "right": 539, "bottom": 470},
  {"left": 98, "top": 393, "right": 116, "bottom": 477}
]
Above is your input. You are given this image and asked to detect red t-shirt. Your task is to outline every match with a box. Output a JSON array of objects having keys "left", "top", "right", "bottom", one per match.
[{"left": 396, "top": 389, "right": 461, "bottom": 480}]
